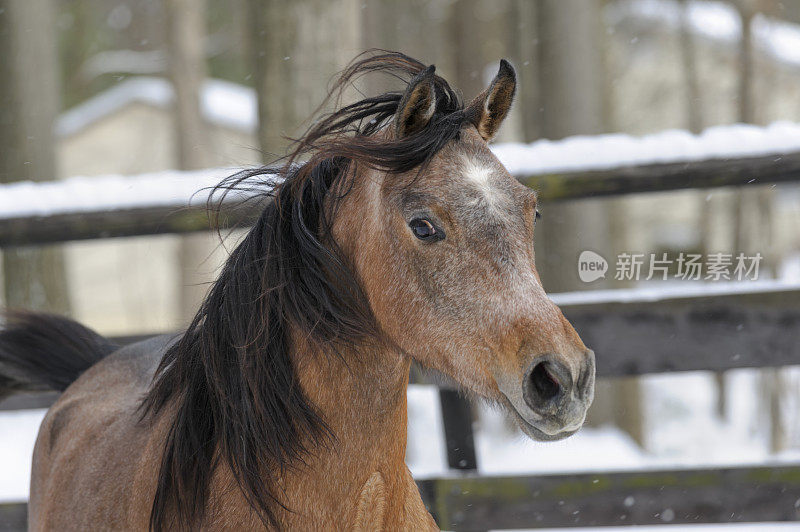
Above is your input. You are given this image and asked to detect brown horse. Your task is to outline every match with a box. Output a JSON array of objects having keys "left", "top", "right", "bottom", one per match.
[{"left": 0, "top": 52, "right": 594, "bottom": 530}]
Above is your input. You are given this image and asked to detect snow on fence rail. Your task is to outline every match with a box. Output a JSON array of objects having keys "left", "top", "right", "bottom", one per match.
[{"left": 2, "top": 122, "right": 800, "bottom": 245}]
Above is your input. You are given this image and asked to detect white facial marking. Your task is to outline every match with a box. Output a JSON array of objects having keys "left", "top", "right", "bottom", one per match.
[
  {"left": 461, "top": 155, "right": 502, "bottom": 206},
  {"left": 462, "top": 156, "right": 492, "bottom": 189}
]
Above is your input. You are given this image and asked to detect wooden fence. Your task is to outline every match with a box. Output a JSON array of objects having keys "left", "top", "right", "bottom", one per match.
[{"left": 1, "top": 147, "right": 800, "bottom": 530}]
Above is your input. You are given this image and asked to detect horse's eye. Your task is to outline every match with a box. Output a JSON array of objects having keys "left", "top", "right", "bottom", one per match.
[{"left": 409, "top": 218, "right": 442, "bottom": 241}]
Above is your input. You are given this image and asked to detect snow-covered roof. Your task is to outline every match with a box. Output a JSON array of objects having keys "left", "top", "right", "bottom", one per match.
[
  {"left": 56, "top": 77, "right": 257, "bottom": 138},
  {"left": 4, "top": 120, "right": 800, "bottom": 220},
  {"left": 607, "top": 0, "right": 800, "bottom": 69}
]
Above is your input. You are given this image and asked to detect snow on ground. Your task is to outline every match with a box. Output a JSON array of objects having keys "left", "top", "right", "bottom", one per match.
[
  {"left": 780, "top": 253, "right": 800, "bottom": 284},
  {"left": 0, "top": 408, "right": 46, "bottom": 502},
  {"left": 471, "top": 408, "right": 647, "bottom": 476},
  {"left": 408, "top": 371, "right": 800, "bottom": 481},
  {"left": 407, "top": 390, "right": 649, "bottom": 481},
  {"left": 644, "top": 370, "right": 800, "bottom": 465},
  {"left": 405, "top": 385, "right": 448, "bottom": 477}
]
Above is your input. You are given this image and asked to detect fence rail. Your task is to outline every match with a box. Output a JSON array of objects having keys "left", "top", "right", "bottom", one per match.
[
  {"left": 419, "top": 464, "right": 800, "bottom": 529},
  {"left": 2, "top": 147, "right": 800, "bottom": 246},
  {"left": 518, "top": 150, "right": 800, "bottom": 200},
  {"left": 2, "top": 464, "right": 799, "bottom": 531}
]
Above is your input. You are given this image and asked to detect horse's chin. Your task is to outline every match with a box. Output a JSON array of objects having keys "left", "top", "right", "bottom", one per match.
[{"left": 503, "top": 397, "right": 581, "bottom": 442}]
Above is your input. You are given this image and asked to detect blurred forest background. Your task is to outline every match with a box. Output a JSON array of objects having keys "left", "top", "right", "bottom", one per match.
[{"left": 1, "top": 0, "right": 799, "bottom": 456}]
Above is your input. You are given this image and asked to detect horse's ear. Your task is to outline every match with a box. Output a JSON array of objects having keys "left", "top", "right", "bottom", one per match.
[
  {"left": 466, "top": 59, "right": 517, "bottom": 142},
  {"left": 395, "top": 65, "right": 437, "bottom": 138}
]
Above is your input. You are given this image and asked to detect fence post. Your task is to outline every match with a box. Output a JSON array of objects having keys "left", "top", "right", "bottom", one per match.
[{"left": 438, "top": 388, "right": 477, "bottom": 470}]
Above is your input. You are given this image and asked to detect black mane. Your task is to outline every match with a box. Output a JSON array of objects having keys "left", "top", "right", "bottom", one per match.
[{"left": 140, "top": 51, "right": 466, "bottom": 531}]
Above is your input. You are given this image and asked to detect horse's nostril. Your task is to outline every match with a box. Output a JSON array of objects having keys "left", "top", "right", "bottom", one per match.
[
  {"left": 524, "top": 358, "right": 574, "bottom": 415},
  {"left": 529, "top": 361, "right": 561, "bottom": 403}
]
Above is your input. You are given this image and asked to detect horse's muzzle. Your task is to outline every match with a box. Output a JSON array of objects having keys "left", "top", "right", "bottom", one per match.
[{"left": 519, "top": 350, "right": 595, "bottom": 438}]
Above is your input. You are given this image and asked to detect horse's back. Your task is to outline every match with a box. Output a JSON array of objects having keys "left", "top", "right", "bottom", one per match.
[{"left": 28, "top": 335, "right": 174, "bottom": 531}]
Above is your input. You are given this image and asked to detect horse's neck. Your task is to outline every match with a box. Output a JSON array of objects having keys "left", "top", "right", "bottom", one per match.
[
  {"left": 282, "top": 335, "right": 421, "bottom": 525},
  {"left": 204, "top": 339, "right": 428, "bottom": 528},
  {"left": 294, "top": 336, "right": 412, "bottom": 469}
]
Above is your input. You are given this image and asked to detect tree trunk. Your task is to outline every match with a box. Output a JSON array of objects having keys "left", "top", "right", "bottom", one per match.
[
  {"left": 509, "top": 0, "right": 541, "bottom": 143},
  {"left": 0, "top": 0, "right": 71, "bottom": 314},
  {"left": 732, "top": 2, "right": 758, "bottom": 263},
  {"left": 165, "top": 0, "right": 214, "bottom": 322},
  {"left": 678, "top": 0, "right": 729, "bottom": 420},
  {"left": 166, "top": 0, "right": 209, "bottom": 171},
  {"left": 734, "top": 0, "right": 784, "bottom": 452},
  {"left": 535, "top": 0, "right": 643, "bottom": 446},
  {"left": 732, "top": 2, "right": 754, "bottom": 265},
  {"left": 535, "top": 0, "right": 611, "bottom": 291},
  {"left": 679, "top": 0, "right": 704, "bottom": 136},
  {"left": 362, "top": 0, "right": 456, "bottom": 79},
  {"left": 449, "top": 0, "right": 489, "bottom": 103},
  {"left": 449, "top": 0, "right": 523, "bottom": 143},
  {"left": 248, "top": 0, "right": 362, "bottom": 159}
]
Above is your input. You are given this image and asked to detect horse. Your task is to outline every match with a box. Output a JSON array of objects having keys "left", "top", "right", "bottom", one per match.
[{"left": 0, "top": 51, "right": 595, "bottom": 530}]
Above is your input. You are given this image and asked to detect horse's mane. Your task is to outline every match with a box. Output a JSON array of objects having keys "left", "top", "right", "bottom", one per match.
[{"left": 140, "top": 51, "right": 467, "bottom": 531}]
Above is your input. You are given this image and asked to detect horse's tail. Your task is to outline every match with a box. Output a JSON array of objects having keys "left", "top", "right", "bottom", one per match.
[{"left": 0, "top": 310, "right": 117, "bottom": 400}]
